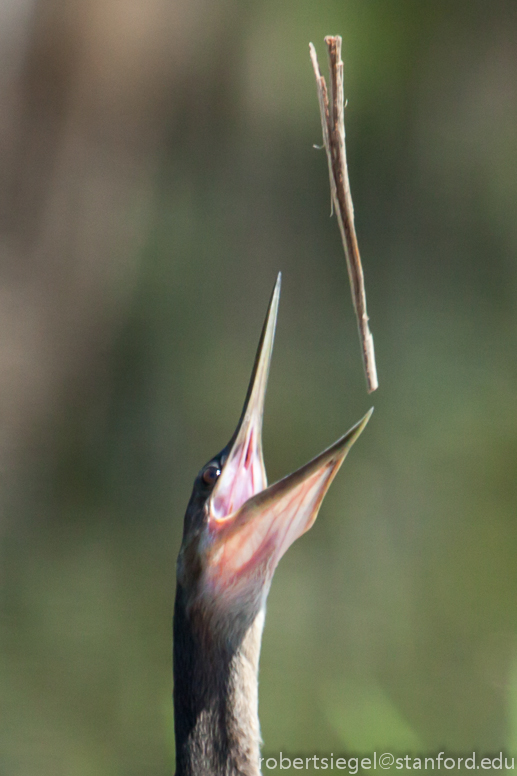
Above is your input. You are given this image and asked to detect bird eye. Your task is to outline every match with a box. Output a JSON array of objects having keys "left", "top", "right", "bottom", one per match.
[{"left": 202, "top": 465, "right": 221, "bottom": 486}]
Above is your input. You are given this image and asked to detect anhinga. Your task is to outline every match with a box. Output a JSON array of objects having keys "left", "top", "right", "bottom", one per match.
[{"left": 173, "top": 274, "right": 372, "bottom": 776}]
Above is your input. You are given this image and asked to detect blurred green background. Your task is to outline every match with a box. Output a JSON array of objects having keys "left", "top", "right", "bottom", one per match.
[{"left": 1, "top": 0, "right": 517, "bottom": 773}]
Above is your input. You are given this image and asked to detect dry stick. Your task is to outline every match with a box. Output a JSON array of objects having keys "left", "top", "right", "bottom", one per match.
[{"left": 310, "top": 36, "right": 378, "bottom": 393}]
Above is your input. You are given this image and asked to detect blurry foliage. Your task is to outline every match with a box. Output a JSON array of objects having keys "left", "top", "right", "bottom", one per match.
[{"left": 0, "top": 0, "right": 517, "bottom": 774}]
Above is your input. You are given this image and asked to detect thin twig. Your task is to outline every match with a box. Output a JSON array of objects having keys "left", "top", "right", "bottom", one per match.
[{"left": 310, "top": 36, "right": 378, "bottom": 393}]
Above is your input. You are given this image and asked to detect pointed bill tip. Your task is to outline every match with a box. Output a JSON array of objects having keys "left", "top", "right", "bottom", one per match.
[
  {"left": 337, "top": 407, "right": 373, "bottom": 454},
  {"left": 270, "top": 272, "right": 281, "bottom": 318},
  {"left": 234, "top": 273, "right": 282, "bottom": 431},
  {"left": 305, "top": 406, "right": 373, "bottom": 474},
  {"left": 256, "top": 273, "right": 281, "bottom": 358},
  {"left": 251, "top": 272, "right": 281, "bottom": 397},
  {"left": 320, "top": 407, "right": 373, "bottom": 468}
]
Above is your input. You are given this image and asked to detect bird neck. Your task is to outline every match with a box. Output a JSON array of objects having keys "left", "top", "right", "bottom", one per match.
[{"left": 173, "top": 584, "right": 264, "bottom": 776}]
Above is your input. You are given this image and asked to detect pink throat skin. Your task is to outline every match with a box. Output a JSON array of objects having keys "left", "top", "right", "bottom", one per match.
[
  {"left": 211, "top": 426, "right": 266, "bottom": 522},
  {"left": 204, "top": 422, "right": 354, "bottom": 598}
]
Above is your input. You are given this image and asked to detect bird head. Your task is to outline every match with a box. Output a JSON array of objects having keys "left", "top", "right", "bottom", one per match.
[{"left": 177, "top": 274, "right": 372, "bottom": 635}]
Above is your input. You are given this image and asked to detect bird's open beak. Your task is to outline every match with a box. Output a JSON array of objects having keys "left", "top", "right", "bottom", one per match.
[{"left": 207, "top": 273, "right": 372, "bottom": 591}]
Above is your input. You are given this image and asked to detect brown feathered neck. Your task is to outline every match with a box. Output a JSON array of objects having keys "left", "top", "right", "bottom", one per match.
[{"left": 173, "top": 581, "right": 264, "bottom": 776}]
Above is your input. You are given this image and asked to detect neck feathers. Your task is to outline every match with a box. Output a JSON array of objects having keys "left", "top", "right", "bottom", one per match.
[{"left": 173, "top": 584, "right": 264, "bottom": 776}]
